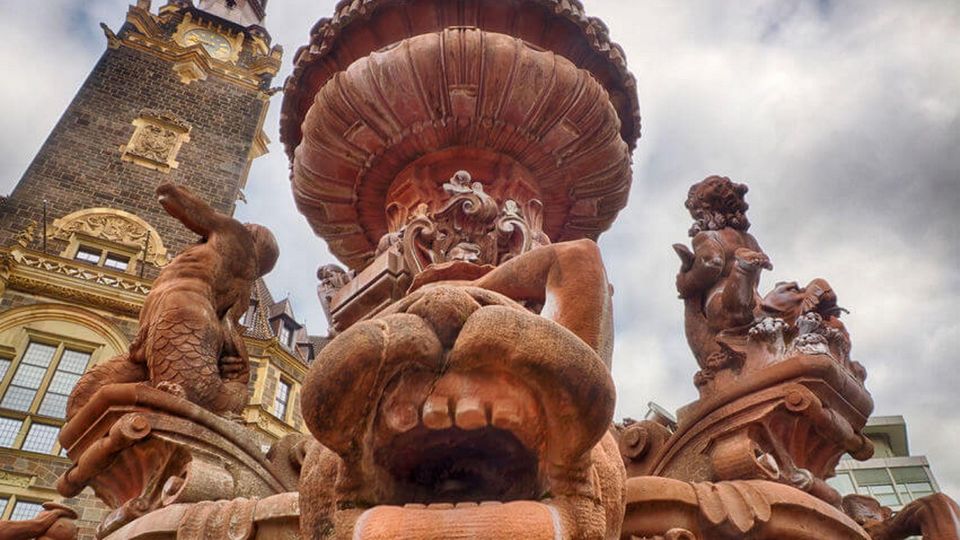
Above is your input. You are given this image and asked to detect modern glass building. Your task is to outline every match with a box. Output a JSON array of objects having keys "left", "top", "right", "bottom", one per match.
[{"left": 829, "top": 415, "right": 940, "bottom": 511}]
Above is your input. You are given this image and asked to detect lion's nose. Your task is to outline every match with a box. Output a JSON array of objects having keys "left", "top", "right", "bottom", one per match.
[{"left": 406, "top": 287, "right": 481, "bottom": 348}]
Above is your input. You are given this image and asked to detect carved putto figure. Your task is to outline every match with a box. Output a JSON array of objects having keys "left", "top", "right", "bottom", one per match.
[
  {"left": 66, "top": 182, "right": 278, "bottom": 418},
  {"left": 672, "top": 176, "right": 771, "bottom": 384}
]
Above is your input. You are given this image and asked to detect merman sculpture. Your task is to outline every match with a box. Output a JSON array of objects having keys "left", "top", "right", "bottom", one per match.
[{"left": 66, "top": 181, "right": 278, "bottom": 418}]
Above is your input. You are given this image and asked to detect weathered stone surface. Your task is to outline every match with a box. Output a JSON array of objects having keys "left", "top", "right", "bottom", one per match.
[
  {"left": 623, "top": 476, "right": 869, "bottom": 539},
  {"left": 58, "top": 384, "right": 297, "bottom": 537},
  {"left": 299, "top": 240, "right": 622, "bottom": 539},
  {"left": 100, "top": 492, "right": 300, "bottom": 540},
  {"left": 66, "top": 182, "right": 278, "bottom": 418}
]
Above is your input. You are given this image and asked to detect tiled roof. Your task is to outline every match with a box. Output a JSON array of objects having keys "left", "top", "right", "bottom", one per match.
[{"left": 241, "top": 278, "right": 329, "bottom": 364}]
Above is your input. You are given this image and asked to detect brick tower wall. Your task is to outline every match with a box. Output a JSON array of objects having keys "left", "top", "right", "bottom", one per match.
[{"left": 0, "top": 32, "right": 268, "bottom": 257}]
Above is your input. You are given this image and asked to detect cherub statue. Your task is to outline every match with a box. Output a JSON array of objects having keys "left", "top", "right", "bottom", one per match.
[
  {"left": 672, "top": 176, "right": 771, "bottom": 382},
  {"left": 67, "top": 182, "right": 279, "bottom": 419}
]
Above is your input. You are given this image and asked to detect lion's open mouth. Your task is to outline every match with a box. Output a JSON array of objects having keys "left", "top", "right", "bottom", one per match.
[
  {"left": 376, "top": 424, "right": 542, "bottom": 505},
  {"left": 371, "top": 370, "right": 546, "bottom": 506}
]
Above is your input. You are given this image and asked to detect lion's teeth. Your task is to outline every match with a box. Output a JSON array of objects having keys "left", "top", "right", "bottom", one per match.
[
  {"left": 422, "top": 395, "right": 453, "bottom": 429},
  {"left": 454, "top": 397, "right": 488, "bottom": 430},
  {"left": 491, "top": 399, "right": 523, "bottom": 431},
  {"left": 385, "top": 402, "right": 419, "bottom": 433}
]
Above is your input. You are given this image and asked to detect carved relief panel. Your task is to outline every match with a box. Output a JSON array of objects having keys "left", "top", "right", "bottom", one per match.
[
  {"left": 120, "top": 110, "right": 191, "bottom": 172},
  {"left": 50, "top": 207, "right": 169, "bottom": 267}
]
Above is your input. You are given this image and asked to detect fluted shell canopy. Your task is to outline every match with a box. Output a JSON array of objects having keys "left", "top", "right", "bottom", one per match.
[
  {"left": 281, "top": 0, "right": 640, "bottom": 156},
  {"left": 292, "top": 28, "right": 632, "bottom": 269}
]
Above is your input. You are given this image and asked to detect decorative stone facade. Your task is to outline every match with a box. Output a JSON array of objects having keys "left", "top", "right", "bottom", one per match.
[
  {"left": 0, "top": 2, "right": 308, "bottom": 539},
  {"left": 0, "top": 2, "right": 279, "bottom": 261},
  {"left": 120, "top": 110, "right": 192, "bottom": 172}
]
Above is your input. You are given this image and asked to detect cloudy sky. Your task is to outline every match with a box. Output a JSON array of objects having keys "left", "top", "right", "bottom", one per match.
[{"left": 1, "top": 0, "right": 958, "bottom": 496}]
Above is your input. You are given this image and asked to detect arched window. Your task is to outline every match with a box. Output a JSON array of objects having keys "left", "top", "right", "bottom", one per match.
[
  {"left": 47, "top": 207, "right": 170, "bottom": 274},
  {"left": 0, "top": 305, "right": 128, "bottom": 456}
]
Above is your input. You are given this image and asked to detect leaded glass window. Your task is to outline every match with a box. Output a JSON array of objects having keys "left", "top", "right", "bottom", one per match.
[
  {"left": 274, "top": 379, "right": 291, "bottom": 420},
  {"left": 1, "top": 342, "right": 56, "bottom": 411},
  {"left": 21, "top": 423, "right": 60, "bottom": 454},
  {"left": 9, "top": 500, "right": 43, "bottom": 521}
]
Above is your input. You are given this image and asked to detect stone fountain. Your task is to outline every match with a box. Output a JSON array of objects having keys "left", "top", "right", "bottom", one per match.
[{"left": 4, "top": 1, "right": 954, "bottom": 539}]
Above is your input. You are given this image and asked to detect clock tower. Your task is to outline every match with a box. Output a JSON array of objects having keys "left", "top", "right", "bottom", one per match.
[
  {"left": 0, "top": 0, "right": 282, "bottom": 259},
  {"left": 0, "top": 2, "right": 302, "bottom": 536}
]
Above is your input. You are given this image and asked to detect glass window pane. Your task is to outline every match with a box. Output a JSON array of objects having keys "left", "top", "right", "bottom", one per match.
[
  {"left": 10, "top": 500, "right": 44, "bottom": 521},
  {"left": 37, "top": 393, "right": 68, "bottom": 419},
  {"left": 1, "top": 386, "right": 38, "bottom": 411},
  {"left": 58, "top": 350, "right": 90, "bottom": 374},
  {"left": 0, "top": 497, "right": 7, "bottom": 518},
  {"left": 0, "top": 417, "right": 23, "bottom": 447},
  {"left": 103, "top": 254, "right": 129, "bottom": 271},
  {"left": 874, "top": 491, "right": 902, "bottom": 507},
  {"left": 870, "top": 484, "right": 896, "bottom": 495},
  {"left": 35, "top": 350, "right": 89, "bottom": 419},
  {"left": 21, "top": 343, "right": 56, "bottom": 368},
  {"left": 897, "top": 482, "right": 911, "bottom": 498},
  {"left": 21, "top": 424, "right": 59, "bottom": 454},
  {"left": 9, "top": 364, "right": 46, "bottom": 389},
  {"left": 906, "top": 482, "right": 934, "bottom": 498},
  {"left": 274, "top": 380, "right": 291, "bottom": 419},
  {"left": 853, "top": 469, "right": 892, "bottom": 486},
  {"left": 892, "top": 467, "right": 930, "bottom": 484},
  {"left": 46, "top": 372, "right": 80, "bottom": 395},
  {"left": 827, "top": 473, "right": 856, "bottom": 495},
  {"left": 74, "top": 247, "right": 101, "bottom": 264},
  {"left": 0, "top": 359, "right": 10, "bottom": 382}
]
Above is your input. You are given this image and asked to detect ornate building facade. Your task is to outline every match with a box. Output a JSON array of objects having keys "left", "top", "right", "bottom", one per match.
[{"left": 0, "top": 1, "right": 319, "bottom": 537}]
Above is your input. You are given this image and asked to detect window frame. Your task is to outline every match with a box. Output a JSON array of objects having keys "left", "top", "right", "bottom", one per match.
[
  {"left": 0, "top": 329, "right": 99, "bottom": 456},
  {"left": 277, "top": 322, "right": 293, "bottom": 348},
  {"left": 102, "top": 252, "right": 131, "bottom": 272},
  {"left": 273, "top": 378, "right": 292, "bottom": 421},
  {"left": 4, "top": 496, "right": 46, "bottom": 521},
  {"left": 73, "top": 246, "right": 102, "bottom": 265},
  {"left": 61, "top": 233, "right": 140, "bottom": 275}
]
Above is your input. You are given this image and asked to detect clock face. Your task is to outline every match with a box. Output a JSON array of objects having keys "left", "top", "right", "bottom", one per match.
[{"left": 183, "top": 28, "right": 233, "bottom": 61}]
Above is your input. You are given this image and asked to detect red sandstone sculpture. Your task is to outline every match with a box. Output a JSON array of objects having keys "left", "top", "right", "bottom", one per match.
[
  {"left": 843, "top": 493, "right": 960, "bottom": 540},
  {"left": 66, "top": 182, "right": 278, "bottom": 418},
  {"left": 672, "top": 176, "right": 771, "bottom": 386},
  {"left": 299, "top": 239, "right": 623, "bottom": 539},
  {"left": 50, "top": 1, "right": 960, "bottom": 539}
]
